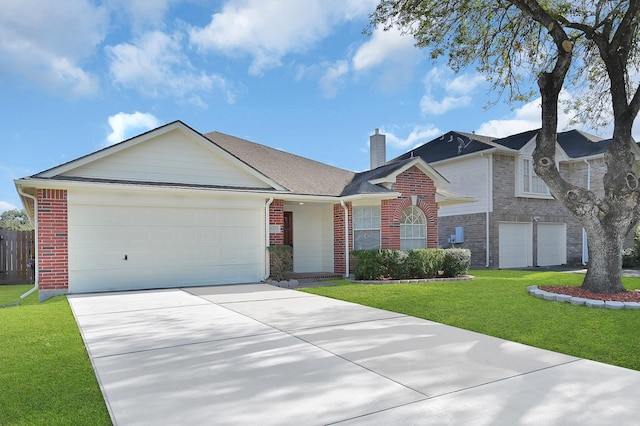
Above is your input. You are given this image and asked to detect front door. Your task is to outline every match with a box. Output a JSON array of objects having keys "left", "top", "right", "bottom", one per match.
[{"left": 284, "top": 211, "right": 293, "bottom": 247}]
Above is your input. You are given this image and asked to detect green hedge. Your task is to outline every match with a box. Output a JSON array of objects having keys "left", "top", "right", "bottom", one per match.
[{"left": 351, "top": 248, "right": 470, "bottom": 280}]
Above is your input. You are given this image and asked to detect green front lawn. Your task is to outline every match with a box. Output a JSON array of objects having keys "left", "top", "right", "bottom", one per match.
[
  {"left": 0, "top": 285, "right": 111, "bottom": 426},
  {"left": 301, "top": 269, "right": 640, "bottom": 371}
]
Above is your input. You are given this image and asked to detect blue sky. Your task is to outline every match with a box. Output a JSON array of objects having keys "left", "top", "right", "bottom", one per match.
[{"left": 1, "top": 0, "right": 634, "bottom": 213}]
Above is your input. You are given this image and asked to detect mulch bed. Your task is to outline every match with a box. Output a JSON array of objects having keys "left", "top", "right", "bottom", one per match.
[{"left": 539, "top": 286, "right": 640, "bottom": 302}]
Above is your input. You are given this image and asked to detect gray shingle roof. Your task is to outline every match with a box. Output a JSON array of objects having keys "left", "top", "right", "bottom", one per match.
[
  {"left": 391, "top": 128, "right": 612, "bottom": 164},
  {"left": 341, "top": 159, "right": 414, "bottom": 196},
  {"left": 204, "top": 131, "right": 357, "bottom": 196},
  {"left": 391, "top": 131, "right": 497, "bottom": 163}
]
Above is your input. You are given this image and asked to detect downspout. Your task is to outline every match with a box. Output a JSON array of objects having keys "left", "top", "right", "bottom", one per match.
[
  {"left": 18, "top": 188, "right": 38, "bottom": 299},
  {"left": 582, "top": 160, "right": 591, "bottom": 265},
  {"left": 264, "top": 198, "right": 274, "bottom": 280},
  {"left": 340, "top": 200, "right": 349, "bottom": 277}
]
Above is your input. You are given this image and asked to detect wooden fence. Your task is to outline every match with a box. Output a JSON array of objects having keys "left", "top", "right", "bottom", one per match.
[{"left": 0, "top": 230, "right": 35, "bottom": 284}]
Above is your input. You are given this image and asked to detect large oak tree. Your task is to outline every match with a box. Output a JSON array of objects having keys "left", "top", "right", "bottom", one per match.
[{"left": 371, "top": 0, "right": 640, "bottom": 293}]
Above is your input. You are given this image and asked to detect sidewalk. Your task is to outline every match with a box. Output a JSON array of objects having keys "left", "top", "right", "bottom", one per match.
[{"left": 69, "top": 284, "right": 640, "bottom": 425}]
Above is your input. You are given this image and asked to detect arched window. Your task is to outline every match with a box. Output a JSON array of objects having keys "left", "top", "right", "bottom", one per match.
[{"left": 400, "top": 206, "right": 426, "bottom": 250}]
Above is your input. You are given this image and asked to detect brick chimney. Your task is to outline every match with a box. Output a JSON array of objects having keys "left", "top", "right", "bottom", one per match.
[{"left": 370, "top": 128, "right": 386, "bottom": 169}]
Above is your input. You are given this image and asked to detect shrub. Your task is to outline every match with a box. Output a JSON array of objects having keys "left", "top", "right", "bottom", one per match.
[
  {"left": 442, "top": 248, "right": 471, "bottom": 277},
  {"left": 622, "top": 247, "right": 638, "bottom": 268},
  {"left": 268, "top": 245, "right": 293, "bottom": 281},
  {"left": 351, "top": 250, "right": 385, "bottom": 280},
  {"left": 351, "top": 248, "right": 471, "bottom": 280},
  {"left": 380, "top": 249, "right": 409, "bottom": 279},
  {"left": 407, "top": 249, "right": 445, "bottom": 278}
]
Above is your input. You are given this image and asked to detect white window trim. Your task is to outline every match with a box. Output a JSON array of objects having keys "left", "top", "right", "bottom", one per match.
[
  {"left": 352, "top": 205, "right": 381, "bottom": 250},
  {"left": 400, "top": 206, "right": 427, "bottom": 250},
  {"left": 516, "top": 157, "right": 553, "bottom": 199}
]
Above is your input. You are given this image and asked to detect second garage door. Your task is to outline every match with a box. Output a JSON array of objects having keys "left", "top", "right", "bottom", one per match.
[
  {"left": 537, "top": 223, "right": 567, "bottom": 266},
  {"left": 68, "top": 190, "right": 265, "bottom": 293},
  {"left": 498, "top": 222, "right": 532, "bottom": 268}
]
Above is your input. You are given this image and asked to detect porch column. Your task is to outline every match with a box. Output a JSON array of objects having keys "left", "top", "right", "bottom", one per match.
[
  {"left": 37, "top": 189, "right": 68, "bottom": 301},
  {"left": 269, "top": 199, "right": 285, "bottom": 245},
  {"left": 333, "top": 202, "right": 351, "bottom": 276}
]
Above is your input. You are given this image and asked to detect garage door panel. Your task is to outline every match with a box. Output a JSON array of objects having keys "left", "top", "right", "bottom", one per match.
[
  {"left": 68, "top": 199, "right": 264, "bottom": 293},
  {"left": 537, "top": 223, "right": 566, "bottom": 266},
  {"left": 498, "top": 222, "right": 532, "bottom": 269}
]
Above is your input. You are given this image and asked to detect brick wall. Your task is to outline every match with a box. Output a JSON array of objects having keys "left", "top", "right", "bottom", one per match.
[
  {"left": 383, "top": 166, "right": 438, "bottom": 249},
  {"left": 37, "top": 189, "right": 68, "bottom": 290},
  {"left": 269, "top": 199, "right": 284, "bottom": 245},
  {"left": 490, "top": 154, "right": 591, "bottom": 266},
  {"left": 439, "top": 213, "right": 487, "bottom": 267},
  {"left": 333, "top": 202, "right": 352, "bottom": 275}
]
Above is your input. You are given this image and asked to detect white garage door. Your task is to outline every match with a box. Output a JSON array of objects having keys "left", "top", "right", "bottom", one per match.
[
  {"left": 537, "top": 223, "right": 567, "bottom": 266},
  {"left": 498, "top": 222, "right": 532, "bottom": 268},
  {"left": 68, "top": 191, "right": 264, "bottom": 293}
]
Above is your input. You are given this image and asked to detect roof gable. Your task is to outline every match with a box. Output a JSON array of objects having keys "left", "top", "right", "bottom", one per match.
[
  {"left": 492, "top": 129, "right": 538, "bottom": 150},
  {"left": 35, "top": 121, "right": 280, "bottom": 190},
  {"left": 493, "top": 128, "right": 611, "bottom": 158},
  {"left": 557, "top": 130, "right": 610, "bottom": 157},
  {"left": 342, "top": 158, "right": 448, "bottom": 197},
  {"left": 519, "top": 135, "right": 570, "bottom": 161}
]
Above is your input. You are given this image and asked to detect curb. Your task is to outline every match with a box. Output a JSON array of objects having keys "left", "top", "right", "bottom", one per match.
[{"left": 527, "top": 286, "right": 640, "bottom": 310}]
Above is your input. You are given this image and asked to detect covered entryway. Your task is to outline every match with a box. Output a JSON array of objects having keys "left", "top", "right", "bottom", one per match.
[
  {"left": 498, "top": 222, "right": 532, "bottom": 268},
  {"left": 537, "top": 223, "right": 567, "bottom": 266},
  {"left": 68, "top": 189, "right": 265, "bottom": 293},
  {"left": 284, "top": 202, "right": 334, "bottom": 273}
]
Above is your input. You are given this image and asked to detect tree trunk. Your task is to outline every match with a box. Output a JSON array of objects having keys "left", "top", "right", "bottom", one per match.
[{"left": 582, "top": 226, "right": 626, "bottom": 294}]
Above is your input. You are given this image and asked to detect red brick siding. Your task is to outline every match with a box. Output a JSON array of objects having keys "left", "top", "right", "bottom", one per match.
[
  {"left": 333, "top": 202, "right": 352, "bottom": 275},
  {"left": 37, "top": 189, "right": 68, "bottom": 290},
  {"left": 382, "top": 166, "right": 438, "bottom": 249},
  {"left": 269, "top": 199, "right": 284, "bottom": 245},
  {"left": 332, "top": 166, "right": 439, "bottom": 273}
]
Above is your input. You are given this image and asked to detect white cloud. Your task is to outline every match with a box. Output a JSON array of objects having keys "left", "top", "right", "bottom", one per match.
[
  {"left": 107, "top": 31, "right": 234, "bottom": 104},
  {"left": 106, "top": 112, "right": 161, "bottom": 145},
  {"left": 351, "top": 26, "right": 421, "bottom": 92},
  {"left": 0, "top": 0, "right": 107, "bottom": 96},
  {"left": 352, "top": 27, "right": 416, "bottom": 71},
  {"left": 383, "top": 125, "right": 441, "bottom": 150},
  {"left": 319, "top": 60, "right": 349, "bottom": 98},
  {"left": 446, "top": 74, "right": 487, "bottom": 94},
  {"left": 0, "top": 201, "right": 18, "bottom": 213},
  {"left": 420, "top": 68, "right": 485, "bottom": 115},
  {"left": 420, "top": 95, "right": 472, "bottom": 115},
  {"left": 189, "top": 0, "right": 377, "bottom": 75},
  {"left": 107, "top": 0, "right": 177, "bottom": 31},
  {"left": 476, "top": 92, "right": 574, "bottom": 137}
]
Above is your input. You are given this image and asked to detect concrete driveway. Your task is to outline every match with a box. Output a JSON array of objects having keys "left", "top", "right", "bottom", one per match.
[{"left": 68, "top": 284, "right": 640, "bottom": 425}]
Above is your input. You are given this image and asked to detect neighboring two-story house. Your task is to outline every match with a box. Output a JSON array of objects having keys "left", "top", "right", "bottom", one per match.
[{"left": 392, "top": 128, "right": 638, "bottom": 268}]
